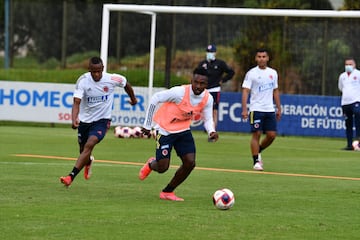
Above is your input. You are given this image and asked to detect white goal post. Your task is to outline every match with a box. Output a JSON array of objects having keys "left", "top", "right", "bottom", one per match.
[{"left": 100, "top": 4, "right": 360, "bottom": 98}]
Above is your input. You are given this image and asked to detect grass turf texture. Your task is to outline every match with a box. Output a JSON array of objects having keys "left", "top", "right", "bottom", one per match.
[{"left": 1, "top": 125, "right": 359, "bottom": 239}]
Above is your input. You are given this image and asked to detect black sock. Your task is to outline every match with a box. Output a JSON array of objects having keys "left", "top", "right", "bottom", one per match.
[
  {"left": 69, "top": 167, "right": 80, "bottom": 180},
  {"left": 252, "top": 155, "right": 259, "bottom": 165},
  {"left": 259, "top": 146, "right": 263, "bottom": 153},
  {"left": 162, "top": 184, "right": 175, "bottom": 193}
]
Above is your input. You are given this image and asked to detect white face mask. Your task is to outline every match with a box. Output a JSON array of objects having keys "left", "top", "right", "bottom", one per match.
[
  {"left": 206, "top": 52, "right": 216, "bottom": 61},
  {"left": 345, "top": 65, "right": 354, "bottom": 73}
]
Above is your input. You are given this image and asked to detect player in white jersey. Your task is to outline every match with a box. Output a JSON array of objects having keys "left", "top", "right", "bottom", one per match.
[
  {"left": 338, "top": 57, "right": 360, "bottom": 150},
  {"left": 60, "top": 57, "right": 137, "bottom": 187},
  {"left": 241, "top": 49, "right": 281, "bottom": 171},
  {"left": 138, "top": 67, "right": 218, "bottom": 201}
]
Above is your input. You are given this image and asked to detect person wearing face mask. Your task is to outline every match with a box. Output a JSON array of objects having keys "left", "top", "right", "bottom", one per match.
[
  {"left": 197, "top": 44, "right": 235, "bottom": 136},
  {"left": 338, "top": 57, "right": 360, "bottom": 150}
]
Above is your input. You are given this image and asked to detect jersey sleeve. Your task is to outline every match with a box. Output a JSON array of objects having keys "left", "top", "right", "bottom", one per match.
[
  {"left": 111, "top": 73, "right": 127, "bottom": 88},
  {"left": 202, "top": 94, "right": 216, "bottom": 134},
  {"left": 73, "top": 74, "right": 86, "bottom": 99},
  {"left": 338, "top": 73, "right": 343, "bottom": 91},
  {"left": 242, "top": 71, "right": 252, "bottom": 89},
  {"left": 273, "top": 70, "right": 279, "bottom": 89}
]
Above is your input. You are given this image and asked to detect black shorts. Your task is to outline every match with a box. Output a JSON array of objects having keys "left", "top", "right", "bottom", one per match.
[
  {"left": 155, "top": 130, "right": 195, "bottom": 160},
  {"left": 77, "top": 119, "right": 111, "bottom": 145},
  {"left": 249, "top": 111, "right": 277, "bottom": 132},
  {"left": 342, "top": 102, "right": 360, "bottom": 118}
]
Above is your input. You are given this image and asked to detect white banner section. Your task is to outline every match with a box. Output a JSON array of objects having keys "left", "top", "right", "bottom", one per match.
[{"left": 0, "top": 81, "right": 165, "bottom": 127}]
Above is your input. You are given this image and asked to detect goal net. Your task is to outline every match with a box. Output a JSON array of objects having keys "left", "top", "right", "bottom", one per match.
[
  {"left": 101, "top": 4, "right": 360, "bottom": 97},
  {"left": 100, "top": 4, "right": 360, "bottom": 131}
]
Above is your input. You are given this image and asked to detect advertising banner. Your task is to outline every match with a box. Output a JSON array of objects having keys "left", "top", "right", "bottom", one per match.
[
  {"left": 0, "top": 81, "right": 163, "bottom": 126},
  {"left": 193, "top": 92, "right": 345, "bottom": 138},
  {"left": 0, "top": 81, "right": 346, "bottom": 138}
]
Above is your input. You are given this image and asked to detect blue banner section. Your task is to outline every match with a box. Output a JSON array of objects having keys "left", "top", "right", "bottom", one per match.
[{"left": 192, "top": 92, "right": 346, "bottom": 138}]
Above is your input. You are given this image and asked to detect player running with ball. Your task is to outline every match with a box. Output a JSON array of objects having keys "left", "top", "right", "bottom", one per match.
[{"left": 139, "top": 67, "right": 219, "bottom": 201}]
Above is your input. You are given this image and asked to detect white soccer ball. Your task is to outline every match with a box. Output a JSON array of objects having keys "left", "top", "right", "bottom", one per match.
[
  {"left": 114, "top": 126, "right": 123, "bottom": 138},
  {"left": 212, "top": 188, "right": 235, "bottom": 210},
  {"left": 120, "top": 126, "right": 133, "bottom": 138},
  {"left": 352, "top": 140, "right": 360, "bottom": 151},
  {"left": 132, "top": 126, "right": 142, "bottom": 138}
]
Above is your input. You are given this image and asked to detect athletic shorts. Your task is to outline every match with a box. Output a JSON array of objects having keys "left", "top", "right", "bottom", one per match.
[
  {"left": 249, "top": 111, "right": 277, "bottom": 133},
  {"left": 210, "top": 92, "right": 220, "bottom": 110},
  {"left": 342, "top": 102, "right": 360, "bottom": 118},
  {"left": 77, "top": 119, "right": 111, "bottom": 145},
  {"left": 155, "top": 130, "right": 195, "bottom": 160}
]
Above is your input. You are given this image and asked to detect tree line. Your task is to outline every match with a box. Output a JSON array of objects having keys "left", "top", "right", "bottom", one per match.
[{"left": 1, "top": 0, "right": 360, "bottom": 95}]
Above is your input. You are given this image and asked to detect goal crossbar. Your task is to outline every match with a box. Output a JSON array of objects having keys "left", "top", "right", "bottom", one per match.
[{"left": 101, "top": 4, "right": 360, "bottom": 98}]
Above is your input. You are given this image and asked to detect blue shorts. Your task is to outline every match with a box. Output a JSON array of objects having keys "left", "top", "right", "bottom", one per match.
[
  {"left": 155, "top": 130, "right": 195, "bottom": 160},
  {"left": 77, "top": 119, "right": 111, "bottom": 145},
  {"left": 342, "top": 102, "right": 360, "bottom": 118},
  {"left": 249, "top": 111, "right": 277, "bottom": 132}
]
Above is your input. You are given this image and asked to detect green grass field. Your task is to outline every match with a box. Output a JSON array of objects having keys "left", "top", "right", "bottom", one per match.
[{"left": 1, "top": 125, "right": 359, "bottom": 239}]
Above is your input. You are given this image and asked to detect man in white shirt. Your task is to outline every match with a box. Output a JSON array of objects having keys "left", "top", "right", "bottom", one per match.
[
  {"left": 338, "top": 57, "right": 360, "bottom": 150},
  {"left": 60, "top": 57, "right": 137, "bottom": 187},
  {"left": 241, "top": 49, "right": 281, "bottom": 171}
]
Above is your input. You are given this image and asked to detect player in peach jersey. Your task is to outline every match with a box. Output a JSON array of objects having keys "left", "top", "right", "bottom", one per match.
[{"left": 139, "top": 67, "right": 219, "bottom": 201}]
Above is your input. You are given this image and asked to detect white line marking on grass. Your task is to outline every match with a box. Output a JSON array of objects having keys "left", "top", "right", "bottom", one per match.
[{"left": 11, "top": 153, "right": 360, "bottom": 181}]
